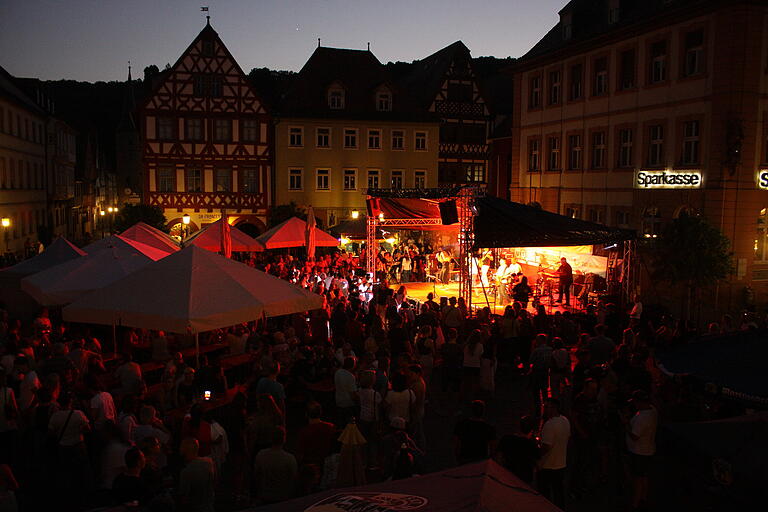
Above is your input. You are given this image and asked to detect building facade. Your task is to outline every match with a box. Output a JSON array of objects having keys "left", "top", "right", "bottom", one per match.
[
  {"left": 141, "top": 22, "right": 272, "bottom": 236},
  {"left": 275, "top": 47, "right": 439, "bottom": 227},
  {"left": 398, "top": 42, "right": 491, "bottom": 187},
  {"left": 46, "top": 117, "right": 76, "bottom": 240},
  {"left": 511, "top": 0, "right": 768, "bottom": 314},
  {"left": 0, "top": 67, "right": 48, "bottom": 259}
]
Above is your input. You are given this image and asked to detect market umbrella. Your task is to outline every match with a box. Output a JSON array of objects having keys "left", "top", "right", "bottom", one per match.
[
  {"left": 256, "top": 216, "right": 339, "bottom": 249},
  {"left": 21, "top": 235, "right": 167, "bottom": 306},
  {"left": 62, "top": 245, "right": 324, "bottom": 333},
  {"left": 184, "top": 217, "right": 263, "bottom": 253},
  {"left": 306, "top": 206, "right": 317, "bottom": 260},
  {"left": 120, "top": 222, "right": 179, "bottom": 254},
  {"left": 0, "top": 236, "right": 86, "bottom": 277}
]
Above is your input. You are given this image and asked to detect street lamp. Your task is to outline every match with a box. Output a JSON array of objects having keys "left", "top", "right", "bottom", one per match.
[
  {"left": 182, "top": 214, "right": 191, "bottom": 245},
  {"left": 99, "top": 210, "right": 106, "bottom": 238},
  {"left": 351, "top": 210, "right": 359, "bottom": 220},
  {"left": 1, "top": 218, "right": 9, "bottom": 256},
  {"left": 378, "top": 212, "right": 384, "bottom": 221}
]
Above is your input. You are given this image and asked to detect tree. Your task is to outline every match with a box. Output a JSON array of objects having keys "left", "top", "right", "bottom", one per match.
[
  {"left": 113, "top": 204, "right": 168, "bottom": 233},
  {"left": 143, "top": 64, "right": 159, "bottom": 82},
  {"left": 651, "top": 213, "right": 733, "bottom": 320},
  {"left": 268, "top": 202, "right": 306, "bottom": 228}
]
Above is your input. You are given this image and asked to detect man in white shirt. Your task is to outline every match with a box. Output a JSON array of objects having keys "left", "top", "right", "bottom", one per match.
[
  {"left": 334, "top": 357, "right": 358, "bottom": 426},
  {"left": 625, "top": 390, "right": 657, "bottom": 510},
  {"left": 538, "top": 398, "right": 570, "bottom": 509},
  {"left": 16, "top": 356, "right": 40, "bottom": 411}
]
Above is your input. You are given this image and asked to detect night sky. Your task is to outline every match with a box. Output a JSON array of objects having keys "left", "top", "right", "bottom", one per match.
[{"left": 0, "top": 0, "right": 564, "bottom": 82}]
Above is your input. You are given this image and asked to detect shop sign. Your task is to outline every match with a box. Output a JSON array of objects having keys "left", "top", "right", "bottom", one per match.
[
  {"left": 757, "top": 169, "right": 768, "bottom": 190},
  {"left": 634, "top": 170, "right": 702, "bottom": 189}
]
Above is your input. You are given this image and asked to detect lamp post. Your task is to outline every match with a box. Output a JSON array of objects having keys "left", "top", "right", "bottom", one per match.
[
  {"left": 351, "top": 209, "right": 359, "bottom": 220},
  {"left": 1, "top": 217, "right": 9, "bottom": 257},
  {"left": 181, "top": 214, "right": 190, "bottom": 246},
  {"left": 99, "top": 209, "right": 106, "bottom": 238}
]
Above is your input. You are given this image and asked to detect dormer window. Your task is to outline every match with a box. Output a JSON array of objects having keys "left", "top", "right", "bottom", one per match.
[
  {"left": 328, "top": 88, "right": 345, "bottom": 110},
  {"left": 608, "top": 0, "right": 620, "bottom": 24},
  {"left": 560, "top": 11, "right": 573, "bottom": 40},
  {"left": 377, "top": 92, "right": 392, "bottom": 111}
]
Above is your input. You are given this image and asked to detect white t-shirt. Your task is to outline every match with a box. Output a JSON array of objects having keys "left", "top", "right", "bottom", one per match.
[
  {"left": 463, "top": 344, "right": 484, "bottom": 368},
  {"left": 358, "top": 388, "right": 383, "bottom": 423},
  {"left": 90, "top": 391, "right": 117, "bottom": 428},
  {"left": 334, "top": 369, "right": 358, "bottom": 408},
  {"left": 385, "top": 389, "right": 415, "bottom": 423},
  {"left": 539, "top": 415, "right": 571, "bottom": 470},
  {"left": 101, "top": 441, "right": 130, "bottom": 489},
  {"left": 49, "top": 409, "right": 89, "bottom": 446},
  {"left": 627, "top": 407, "right": 657, "bottom": 456}
]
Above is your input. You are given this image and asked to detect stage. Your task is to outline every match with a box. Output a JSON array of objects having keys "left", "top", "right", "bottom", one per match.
[{"left": 389, "top": 280, "right": 583, "bottom": 315}]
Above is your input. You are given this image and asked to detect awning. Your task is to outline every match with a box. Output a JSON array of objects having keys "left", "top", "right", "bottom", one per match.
[
  {"left": 256, "top": 217, "right": 340, "bottom": 249},
  {"left": 184, "top": 217, "right": 264, "bottom": 252}
]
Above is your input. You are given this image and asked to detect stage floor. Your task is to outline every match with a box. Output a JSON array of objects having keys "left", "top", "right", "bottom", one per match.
[{"left": 390, "top": 281, "right": 581, "bottom": 315}]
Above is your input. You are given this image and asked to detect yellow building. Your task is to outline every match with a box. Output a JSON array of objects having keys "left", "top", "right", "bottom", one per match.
[
  {"left": 0, "top": 67, "right": 47, "bottom": 259},
  {"left": 275, "top": 47, "right": 439, "bottom": 227}
]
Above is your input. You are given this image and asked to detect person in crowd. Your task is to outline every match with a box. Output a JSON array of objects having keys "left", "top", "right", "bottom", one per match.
[
  {"left": 495, "top": 415, "right": 539, "bottom": 485},
  {"left": 255, "top": 361, "right": 286, "bottom": 415},
  {"left": 453, "top": 400, "right": 496, "bottom": 465},
  {"left": 334, "top": 357, "right": 358, "bottom": 426},
  {"left": 625, "top": 390, "right": 658, "bottom": 511},
  {"left": 253, "top": 426, "right": 297, "bottom": 504},
  {"left": 538, "top": 398, "right": 570, "bottom": 509},
  {"left": 111, "top": 447, "right": 151, "bottom": 506},
  {"left": 178, "top": 437, "right": 216, "bottom": 512}
]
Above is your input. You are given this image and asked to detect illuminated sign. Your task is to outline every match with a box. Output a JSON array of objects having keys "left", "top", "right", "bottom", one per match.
[
  {"left": 634, "top": 170, "right": 702, "bottom": 189},
  {"left": 757, "top": 169, "right": 768, "bottom": 190}
]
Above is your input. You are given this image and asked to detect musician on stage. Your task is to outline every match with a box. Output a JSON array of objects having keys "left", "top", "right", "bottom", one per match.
[
  {"left": 436, "top": 247, "right": 453, "bottom": 283},
  {"left": 479, "top": 251, "right": 493, "bottom": 288},
  {"left": 556, "top": 257, "right": 573, "bottom": 306}
]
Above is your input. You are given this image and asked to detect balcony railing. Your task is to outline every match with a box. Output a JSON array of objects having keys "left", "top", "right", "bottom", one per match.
[
  {"left": 439, "top": 142, "right": 489, "bottom": 158},
  {"left": 434, "top": 101, "right": 485, "bottom": 118},
  {"left": 148, "top": 191, "right": 267, "bottom": 211}
]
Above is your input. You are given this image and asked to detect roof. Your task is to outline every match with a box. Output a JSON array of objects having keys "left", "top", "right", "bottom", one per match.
[
  {"left": 473, "top": 195, "right": 635, "bottom": 248},
  {"left": 521, "top": 0, "right": 718, "bottom": 64},
  {"left": 396, "top": 41, "right": 471, "bottom": 109},
  {"left": 0, "top": 65, "right": 46, "bottom": 116},
  {"left": 278, "top": 46, "right": 432, "bottom": 122}
]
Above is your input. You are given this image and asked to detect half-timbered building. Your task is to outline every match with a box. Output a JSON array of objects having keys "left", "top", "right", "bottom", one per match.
[
  {"left": 398, "top": 42, "right": 490, "bottom": 186},
  {"left": 142, "top": 21, "right": 272, "bottom": 236}
]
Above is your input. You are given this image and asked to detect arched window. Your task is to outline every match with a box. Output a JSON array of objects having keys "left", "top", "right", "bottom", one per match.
[{"left": 673, "top": 205, "right": 696, "bottom": 219}]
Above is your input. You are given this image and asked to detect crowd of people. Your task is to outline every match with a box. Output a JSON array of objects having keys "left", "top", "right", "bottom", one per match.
[{"left": 0, "top": 245, "right": 762, "bottom": 512}]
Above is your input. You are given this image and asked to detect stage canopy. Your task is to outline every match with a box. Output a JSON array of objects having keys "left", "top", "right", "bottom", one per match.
[
  {"left": 62, "top": 245, "right": 324, "bottom": 333},
  {"left": 254, "top": 460, "right": 561, "bottom": 512},
  {"left": 22, "top": 235, "right": 167, "bottom": 306},
  {"left": 0, "top": 237, "right": 85, "bottom": 277},
  {"left": 120, "top": 222, "right": 179, "bottom": 254},
  {"left": 473, "top": 196, "right": 634, "bottom": 249},
  {"left": 184, "top": 217, "right": 264, "bottom": 252},
  {"left": 657, "top": 330, "right": 768, "bottom": 406},
  {"left": 256, "top": 216, "right": 339, "bottom": 249}
]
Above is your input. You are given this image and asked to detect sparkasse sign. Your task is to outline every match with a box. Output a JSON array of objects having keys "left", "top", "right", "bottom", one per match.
[
  {"left": 634, "top": 169, "right": 702, "bottom": 189},
  {"left": 757, "top": 169, "right": 768, "bottom": 190}
]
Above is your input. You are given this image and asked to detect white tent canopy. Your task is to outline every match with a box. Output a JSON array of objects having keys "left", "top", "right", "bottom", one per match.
[
  {"left": 62, "top": 245, "right": 324, "bottom": 333},
  {"left": 22, "top": 235, "right": 167, "bottom": 306},
  {"left": 0, "top": 237, "right": 86, "bottom": 277}
]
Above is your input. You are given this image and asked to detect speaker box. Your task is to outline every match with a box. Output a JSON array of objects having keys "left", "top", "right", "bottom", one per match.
[{"left": 439, "top": 200, "right": 459, "bottom": 225}]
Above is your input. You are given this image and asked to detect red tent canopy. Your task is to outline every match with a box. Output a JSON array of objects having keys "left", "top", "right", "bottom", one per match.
[
  {"left": 184, "top": 218, "right": 264, "bottom": 252},
  {"left": 120, "top": 222, "right": 180, "bottom": 254},
  {"left": 256, "top": 217, "right": 339, "bottom": 249}
]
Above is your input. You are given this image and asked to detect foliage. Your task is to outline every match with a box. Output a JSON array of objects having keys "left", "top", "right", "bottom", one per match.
[
  {"left": 268, "top": 202, "right": 306, "bottom": 228},
  {"left": 651, "top": 213, "right": 733, "bottom": 288},
  {"left": 113, "top": 204, "right": 168, "bottom": 233}
]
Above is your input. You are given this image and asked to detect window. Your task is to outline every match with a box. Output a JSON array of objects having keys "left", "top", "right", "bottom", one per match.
[
  {"left": 549, "top": 70, "right": 561, "bottom": 105},
  {"left": 648, "top": 125, "right": 664, "bottom": 166},
  {"left": 650, "top": 41, "right": 667, "bottom": 83},
  {"left": 214, "top": 119, "right": 231, "bottom": 142},
  {"left": 367, "top": 169, "right": 380, "bottom": 189},
  {"left": 185, "top": 118, "right": 203, "bottom": 141},
  {"left": 447, "top": 83, "right": 472, "bottom": 102},
  {"left": 608, "top": 4, "right": 620, "bottom": 24},
  {"left": 389, "top": 170, "right": 403, "bottom": 189},
  {"left": 588, "top": 208, "right": 605, "bottom": 224},
  {"left": 289, "top": 127, "right": 303, "bottom": 147},
  {"left": 684, "top": 30, "right": 704, "bottom": 77},
  {"left": 569, "top": 64, "right": 583, "bottom": 100},
  {"left": 193, "top": 74, "right": 222, "bottom": 97},
  {"left": 368, "top": 129, "right": 381, "bottom": 149},
  {"left": 202, "top": 39, "right": 214, "bottom": 57},
  {"left": 568, "top": 134, "right": 582, "bottom": 170},
  {"left": 329, "top": 89, "right": 345, "bottom": 109},
  {"left": 528, "top": 139, "right": 540, "bottom": 172},
  {"left": 619, "top": 49, "right": 636, "bottom": 90},
  {"left": 158, "top": 116, "right": 175, "bottom": 140},
  {"left": 593, "top": 57, "right": 608, "bottom": 96},
  {"left": 157, "top": 167, "right": 175, "bottom": 192},
  {"left": 592, "top": 131, "right": 606, "bottom": 169},
  {"left": 615, "top": 210, "right": 631, "bottom": 227},
  {"left": 565, "top": 206, "right": 580, "bottom": 219},
  {"left": 288, "top": 168, "right": 303, "bottom": 190},
  {"left": 186, "top": 168, "right": 202, "bottom": 192},
  {"left": 377, "top": 92, "right": 392, "bottom": 111},
  {"left": 414, "top": 170, "right": 426, "bottom": 189},
  {"left": 242, "top": 168, "right": 260, "bottom": 193},
  {"left": 344, "top": 129, "right": 358, "bottom": 149},
  {"left": 466, "top": 164, "right": 486, "bottom": 183},
  {"left": 756, "top": 208, "right": 768, "bottom": 263},
  {"left": 642, "top": 207, "right": 662, "bottom": 239},
  {"left": 215, "top": 169, "right": 232, "bottom": 192},
  {"left": 548, "top": 136, "right": 561, "bottom": 171},
  {"left": 0, "top": 157, "right": 5, "bottom": 188},
  {"left": 618, "top": 128, "right": 634, "bottom": 168},
  {"left": 391, "top": 130, "right": 405, "bottom": 150},
  {"left": 682, "top": 120, "right": 700, "bottom": 165},
  {"left": 415, "top": 131, "right": 427, "bottom": 151},
  {"left": 210, "top": 76, "right": 223, "bottom": 98},
  {"left": 0, "top": 107, "right": 3, "bottom": 132},
  {"left": 529, "top": 76, "right": 541, "bottom": 108},
  {"left": 241, "top": 120, "right": 258, "bottom": 142},
  {"left": 316, "top": 169, "right": 330, "bottom": 190},
  {"left": 316, "top": 128, "right": 330, "bottom": 148},
  {"left": 343, "top": 169, "right": 357, "bottom": 191}
]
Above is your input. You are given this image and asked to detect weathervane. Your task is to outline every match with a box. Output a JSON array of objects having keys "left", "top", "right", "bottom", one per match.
[{"left": 201, "top": 6, "right": 210, "bottom": 24}]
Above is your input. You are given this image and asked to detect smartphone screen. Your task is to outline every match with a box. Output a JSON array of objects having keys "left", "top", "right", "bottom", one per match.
[{"left": 204, "top": 390, "right": 212, "bottom": 401}]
